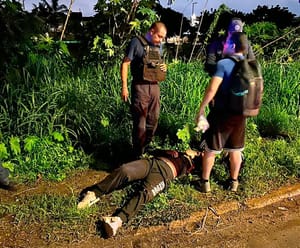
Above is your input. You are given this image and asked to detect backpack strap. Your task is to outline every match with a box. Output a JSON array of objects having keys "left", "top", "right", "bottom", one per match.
[{"left": 226, "top": 55, "right": 242, "bottom": 63}]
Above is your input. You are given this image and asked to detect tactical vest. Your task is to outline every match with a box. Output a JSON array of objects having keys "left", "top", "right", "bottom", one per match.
[{"left": 137, "top": 35, "right": 166, "bottom": 82}]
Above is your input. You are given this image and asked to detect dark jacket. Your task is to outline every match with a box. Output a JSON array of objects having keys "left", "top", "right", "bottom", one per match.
[
  {"left": 205, "top": 37, "right": 255, "bottom": 76},
  {"left": 150, "top": 150, "right": 197, "bottom": 177}
]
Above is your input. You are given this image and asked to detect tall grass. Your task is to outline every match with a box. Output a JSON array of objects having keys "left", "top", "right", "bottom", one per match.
[{"left": 0, "top": 52, "right": 299, "bottom": 183}]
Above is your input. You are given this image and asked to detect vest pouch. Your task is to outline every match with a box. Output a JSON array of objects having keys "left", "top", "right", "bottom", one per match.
[
  {"left": 143, "top": 45, "right": 166, "bottom": 82},
  {"left": 143, "top": 62, "right": 166, "bottom": 82}
]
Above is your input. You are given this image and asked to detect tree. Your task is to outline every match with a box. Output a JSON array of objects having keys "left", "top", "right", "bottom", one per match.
[
  {"left": 32, "top": 0, "right": 68, "bottom": 36},
  {"left": 79, "top": 0, "right": 159, "bottom": 65},
  {"left": 247, "top": 5, "right": 297, "bottom": 29},
  {"left": 0, "top": 0, "right": 43, "bottom": 77}
]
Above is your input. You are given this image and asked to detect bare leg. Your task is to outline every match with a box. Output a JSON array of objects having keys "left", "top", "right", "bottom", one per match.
[
  {"left": 229, "top": 151, "right": 242, "bottom": 180},
  {"left": 202, "top": 151, "right": 216, "bottom": 180}
]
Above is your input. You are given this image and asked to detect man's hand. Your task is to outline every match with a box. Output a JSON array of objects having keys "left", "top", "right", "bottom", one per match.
[
  {"left": 159, "top": 63, "right": 167, "bottom": 72},
  {"left": 121, "top": 87, "right": 129, "bottom": 102},
  {"left": 185, "top": 149, "right": 202, "bottom": 159}
]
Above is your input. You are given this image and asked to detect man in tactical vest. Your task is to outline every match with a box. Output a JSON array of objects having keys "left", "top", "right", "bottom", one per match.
[{"left": 121, "top": 21, "right": 167, "bottom": 159}]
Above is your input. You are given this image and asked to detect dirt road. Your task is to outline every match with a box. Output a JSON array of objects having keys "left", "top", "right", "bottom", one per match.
[{"left": 70, "top": 193, "right": 300, "bottom": 248}]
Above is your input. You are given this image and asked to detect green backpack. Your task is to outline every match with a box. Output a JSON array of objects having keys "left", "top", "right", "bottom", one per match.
[{"left": 227, "top": 57, "right": 264, "bottom": 117}]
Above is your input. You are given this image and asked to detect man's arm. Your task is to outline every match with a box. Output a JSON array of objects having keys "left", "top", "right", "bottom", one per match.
[
  {"left": 120, "top": 57, "right": 131, "bottom": 102},
  {"left": 196, "top": 76, "right": 223, "bottom": 119}
]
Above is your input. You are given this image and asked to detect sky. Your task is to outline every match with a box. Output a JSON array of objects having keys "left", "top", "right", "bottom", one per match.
[{"left": 24, "top": 0, "right": 300, "bottom": 17}]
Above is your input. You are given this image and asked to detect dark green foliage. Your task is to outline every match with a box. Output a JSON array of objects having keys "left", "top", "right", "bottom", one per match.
[{"left": 0, "top": 0, "right": 44, "bottom": 77}]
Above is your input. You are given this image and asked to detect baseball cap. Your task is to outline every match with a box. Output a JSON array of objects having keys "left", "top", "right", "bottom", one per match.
[{"left": 228, "top": 18, "right": 243, "bottom": 32}]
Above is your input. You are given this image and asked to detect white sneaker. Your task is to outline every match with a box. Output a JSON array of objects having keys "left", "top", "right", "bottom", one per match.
[
  {"left": 102, "top": 216, "right": 123, "bottom": 238},
  {"left": 77, "top": 191, "right": 100, "bottom": 209}
]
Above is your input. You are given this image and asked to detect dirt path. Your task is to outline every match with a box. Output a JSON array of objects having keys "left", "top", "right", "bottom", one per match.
[
  {"left": 1, "top": 170, "right": 300, "bottom": 248},
  {"left": 66, "top": 194, "right": 300, "bottom": 248}
]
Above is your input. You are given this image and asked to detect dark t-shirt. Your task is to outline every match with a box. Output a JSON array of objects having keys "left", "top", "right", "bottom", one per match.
[{"left": 125, "top": 37, "right": 145, "bottom": 81}]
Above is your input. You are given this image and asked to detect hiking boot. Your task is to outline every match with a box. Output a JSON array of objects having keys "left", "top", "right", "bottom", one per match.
[
  {"left": 201, "top": 180, "right": 211, "bottom": 193},
  {"left": 228, "top": 180, "right": 239, "bottom": 192},
  {"left": 77, "top": 191, "right": 100, "bottom": 209},
  {"left": 194, "top": 179, "right": 211, "bottom": 193},
  {"left": 102, "top": 216, "right": 122, "bottom": 238}
]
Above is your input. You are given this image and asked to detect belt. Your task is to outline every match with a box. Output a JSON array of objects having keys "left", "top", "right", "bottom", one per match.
[
  {"left": 158, "top": 157, "right": 177, "bottom": 178},
  {"left": 133, "top": 80, "right": 158, "bottom": 85}
]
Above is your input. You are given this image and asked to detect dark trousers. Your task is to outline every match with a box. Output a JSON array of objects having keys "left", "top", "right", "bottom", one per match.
[
  {"left": 90, "top": 158, "right": 174, "bottom": 223},
  {"left": 0, "top": 164, "right": 9, "bottom": 186},
  {"left": 130, "top": 83, "right": 160, "bottom": 158}
]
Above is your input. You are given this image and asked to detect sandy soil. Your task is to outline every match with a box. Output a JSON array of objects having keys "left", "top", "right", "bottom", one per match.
[{"left": 0, "top": 169, "right": 299, "bottom": 248}]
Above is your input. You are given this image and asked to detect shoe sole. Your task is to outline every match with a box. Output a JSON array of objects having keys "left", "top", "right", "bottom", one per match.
[
  {"left": 78, "top": 197, "right": 100, "bottom": 209},
  {"left": 88, "top": 197, "right": 100, "bottom": 207}
]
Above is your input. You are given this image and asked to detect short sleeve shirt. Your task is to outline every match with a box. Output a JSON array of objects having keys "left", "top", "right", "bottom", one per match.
[{"left": 213, "top": 55, "right": 244, "bottom": 109}]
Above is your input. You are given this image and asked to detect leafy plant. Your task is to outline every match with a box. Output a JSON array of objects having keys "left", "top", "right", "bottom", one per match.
[{"left": 0, "top": 132, "right": 92, "bottom": 182}]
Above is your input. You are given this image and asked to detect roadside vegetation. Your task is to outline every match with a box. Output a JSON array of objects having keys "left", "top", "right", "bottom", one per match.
[{"left": 0, "top": 0, "right": 299, "bottom": 244}]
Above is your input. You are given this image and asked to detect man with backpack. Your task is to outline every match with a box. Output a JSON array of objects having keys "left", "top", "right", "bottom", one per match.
[
  {"left": 195, "top": 32, "right": 254, "bottom": 193},
  {"left": 120, "top": 21, "right": 167, "bottom": 159}
]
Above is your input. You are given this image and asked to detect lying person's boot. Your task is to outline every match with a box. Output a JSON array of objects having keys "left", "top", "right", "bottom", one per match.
[
  {"left": 77, "top": 191, "right": 100, "bottom": 209},
  {"left": 102, "top": 216, "right": 122, "bottom": 238}
]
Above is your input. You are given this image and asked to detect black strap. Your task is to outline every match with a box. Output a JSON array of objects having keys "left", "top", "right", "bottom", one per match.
[{"left": 137, "top": 35, "right": 150, "bottom": 47}]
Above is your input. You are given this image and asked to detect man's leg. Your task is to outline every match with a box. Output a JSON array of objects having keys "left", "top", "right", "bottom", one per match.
[
  {"left": 131, "top": 85, "right": 151, "bottom": 158},
  {"left": 202, "top": 151, "right": 216, "bottom": 181},
  {"left": 114, "top": 159, "right": 168, "bottom": 223},
  {"left": 228, "top": 151, "right": 242, "bottom": 180},
  {"left": 145, "top": 84, "right": 160, "bottom": 148},
  {"left": 88, "top": 159, "right": 151, "bottom": 197},
  {"left": 101, "top": 159, "right": 172, "bottom": 238},
  {"left": 78, "top": 160, "right": 151, "bottom": 209}
]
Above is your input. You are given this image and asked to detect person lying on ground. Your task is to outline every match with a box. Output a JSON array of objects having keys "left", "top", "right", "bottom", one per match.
[{"left": 77, "top": 148, "right": 202, "bottom": 238}]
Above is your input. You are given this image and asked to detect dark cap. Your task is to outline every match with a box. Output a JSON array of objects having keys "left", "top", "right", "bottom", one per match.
[{"left": 228, "top": 18, "right": 243, "bottom": 32}]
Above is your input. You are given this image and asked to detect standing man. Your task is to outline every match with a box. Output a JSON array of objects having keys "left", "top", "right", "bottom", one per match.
[
  {"left": 195, "top": 32, "right": 249, "bottom": 193},
  {"left": 205, "top": 17, "right": 255, "bottom": 76},
  {"left": 120, "top": 21, "right": 167, "bottom": 159}
]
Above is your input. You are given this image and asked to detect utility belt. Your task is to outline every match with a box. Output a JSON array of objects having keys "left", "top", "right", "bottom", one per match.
[{"left": 158, "top": 157, "right": 177, "bottom": 178}]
